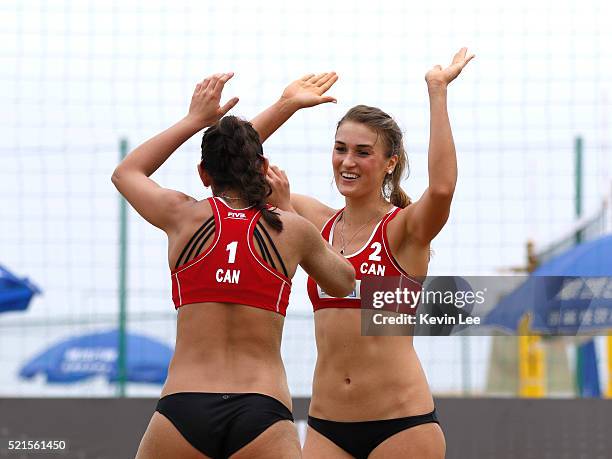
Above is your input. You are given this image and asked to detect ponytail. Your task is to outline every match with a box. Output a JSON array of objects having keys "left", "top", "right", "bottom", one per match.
[
  {"left": 384, "top": 143, "right": 412, "bottom": 208},
  {"left": 201, "top": 116, "right": 283, "bottom": 231}
]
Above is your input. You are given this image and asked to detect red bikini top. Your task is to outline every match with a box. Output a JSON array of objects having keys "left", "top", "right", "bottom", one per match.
[
  {"left": 307, "top": 207, "right": 420, "bottom": 312},
  {"left": 171, "top": 197, "right": 291, "bottom": 315}
]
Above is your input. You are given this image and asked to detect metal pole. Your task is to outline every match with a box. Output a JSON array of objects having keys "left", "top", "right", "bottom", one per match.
[
  {"left": 575, "top": 136, "right": 583, "bottom": 243},
  {"left": 574, "top": 135, "right": 584, "bottom": 396},
  {"left": 117, "top": 138, "right": 129, "bottom": 397}
]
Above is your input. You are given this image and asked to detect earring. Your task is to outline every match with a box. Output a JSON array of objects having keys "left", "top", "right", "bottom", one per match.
[{"left": 387, "top": 170, "right": 393, "bottom": 175}]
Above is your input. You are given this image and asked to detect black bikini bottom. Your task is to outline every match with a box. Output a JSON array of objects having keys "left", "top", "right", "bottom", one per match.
[
  {"left": 308, "top": 409, "right": 439, "bottom": 459},
  {"left": 156, "top": 392, "right": 294, "bottom": 459}
]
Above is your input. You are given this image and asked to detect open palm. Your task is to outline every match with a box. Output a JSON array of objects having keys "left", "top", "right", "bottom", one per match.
[
  {"left": 281, "top": 72, "right": 338, "bottom": 109},
  {"left": 425, "top": 47, "right": 475, "bottom": 87},
  {"left": 187, "top": 72, "right": 239, "bottom": 128}
]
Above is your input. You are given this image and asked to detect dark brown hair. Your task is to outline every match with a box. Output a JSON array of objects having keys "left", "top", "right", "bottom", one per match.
[
  {"left": 200, "top": 116, "right": 282, "bottom": 231},
  {"left": 337, "top": 105, "right": 411, "bottom": 208}
]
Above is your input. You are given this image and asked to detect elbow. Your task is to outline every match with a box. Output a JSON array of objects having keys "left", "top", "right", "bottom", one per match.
[
  {"left": 330, "top": 264, "right": 357, "bottom": 298},
  {"left": 429, "top": 185, "right": 455, "bottom": 200},
  {"left": 111, "top": 168, "right": 121, "bottom": 186},
  {"left": 111, "top": 166, "right": 130, "bottom": 190},
  {"left": 346, "top": 262, "right": 357, "bottom": 290},
  {"left": 344, "top": 277, "right": 357, "bottom": 298}
]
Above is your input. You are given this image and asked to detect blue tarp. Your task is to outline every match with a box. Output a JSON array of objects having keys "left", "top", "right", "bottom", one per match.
[
  {"left": 0, "top": 264, "right": 41, "bottom": 313},
  {"left": 485, "top": 234, "right": 612, "bottom": 333},
  {"left": 20, "top": 329, "right": 173, "bottom": 384}
]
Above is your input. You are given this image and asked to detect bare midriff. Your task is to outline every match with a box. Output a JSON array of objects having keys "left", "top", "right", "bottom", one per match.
[
  {"left": 161, "top": 301, "right": 292, "bottom": 411},
  {"left": 309, "top": 308, "right": 434, "bottom": 421}
]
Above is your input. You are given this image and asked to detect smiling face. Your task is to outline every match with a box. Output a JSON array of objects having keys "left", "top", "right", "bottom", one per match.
[{"left": 333, "top": 121, "right": 397, "bottom": 200}]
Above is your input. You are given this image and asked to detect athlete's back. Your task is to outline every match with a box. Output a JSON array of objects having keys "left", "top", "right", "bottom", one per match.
[{"left": 163, "top": 195, "right": 351, "bottom": 406}]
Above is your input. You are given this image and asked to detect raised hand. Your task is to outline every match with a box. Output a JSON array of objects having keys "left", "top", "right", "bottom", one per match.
[
  {"left": 280, "top": 72, "right": 338, "bottom": 109},
  {"left": 187, "top": 72, "right": 240, "bottom": 129},
  {"left": 425, "top": 48, "right": 475, "bottom": 89},
  {"left": 266, "top": 164, "right": 292, "bottom": 211}
]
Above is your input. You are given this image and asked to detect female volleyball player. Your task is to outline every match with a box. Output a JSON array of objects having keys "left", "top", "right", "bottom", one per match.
[
  {"left": 111, "top": 72, "right": 355, "bottom": 459},
  {"left": 253, "top": 49, "right": 475, "bottom": 458}
]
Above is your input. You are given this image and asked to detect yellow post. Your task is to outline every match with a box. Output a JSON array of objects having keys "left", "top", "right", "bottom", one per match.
[
  {"left": 518, "top": 315, "right": 546, "bottom": 397},
  {"left": 607, "top": 334, "right": 612, "bottom": 398}
]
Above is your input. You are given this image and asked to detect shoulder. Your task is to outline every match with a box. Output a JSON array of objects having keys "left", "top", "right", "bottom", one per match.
[
  {"left": 385, "top": 201, "right": 413, "bottom": 227},
  {"left": 162, "top": 189, "right": 198, "bottom": 211},
  {"left": 385, "top": 202, "right": 426, "bottom": 246},
  {"left": 149, "top": 189, "right": 199, "bottom": 234},
  {"left": 167, "top": 196, "right": 214, "bottom": 235}
]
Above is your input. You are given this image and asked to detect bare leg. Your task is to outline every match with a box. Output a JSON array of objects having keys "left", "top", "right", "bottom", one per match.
[
  {"left": 135, "top": 412, "right": 210, "bottom": 459},
  {"left": 230, "top": 420, "right": 301, "bottom": 459},
  {"left": 369, "top": 422, "right": 446, "bottom": 459},
  {"left": 302, "top": 425, "right": 353, "bottom": 459}
]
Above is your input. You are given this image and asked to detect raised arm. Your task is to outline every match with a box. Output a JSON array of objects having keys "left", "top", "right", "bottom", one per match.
[
  {"left": 251, "top": 74, "right": 340, "bottom": 228},
  {"left": 398, "top": 48, "right": 475, "bottom": 244},
  {"left": 111, "top": 73, "right": 239, "bottom": 232},
  {"left": 251, "top": 72, "right": 338, "bottom": 143}
]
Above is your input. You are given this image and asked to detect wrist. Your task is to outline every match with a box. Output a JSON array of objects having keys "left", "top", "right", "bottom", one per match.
[
  {"left": 182, "top": 115, "right": 209, "bottom": 132},
  {"left": 275, "top": 201, "right": 296, "bottom": 213},
  {"left": 276, "top": 96, "right": 302, "bottom": 114},
  {"left": 277, "top": 202, "right": 295, "bottom": 213},
  {"left": 427, "top": 82, "right": 448, "bottom": 94}
]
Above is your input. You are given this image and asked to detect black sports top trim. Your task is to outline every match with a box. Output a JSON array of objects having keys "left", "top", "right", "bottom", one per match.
[{"left": 175, "top": 216, "right": 215, "bottom": 269}]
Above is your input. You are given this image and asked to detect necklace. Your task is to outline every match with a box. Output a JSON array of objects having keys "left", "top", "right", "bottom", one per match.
[
  {"left": 339, "top": 210, "right": 380, "bottom": 255},
  {"left": 216, "top": 193, "right": 243, "bottom": 202}
]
